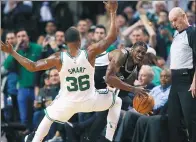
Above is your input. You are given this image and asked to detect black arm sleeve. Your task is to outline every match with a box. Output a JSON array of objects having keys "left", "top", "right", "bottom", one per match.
[{"left": 187, "top": 26, "right": 196, "bottom": 68}]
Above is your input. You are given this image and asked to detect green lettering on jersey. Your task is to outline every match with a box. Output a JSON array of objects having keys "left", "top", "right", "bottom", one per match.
[
  {"left": 66, "top": 74, "right": 90, "bottom": 92},
  {"left": 68, "top": 67, "right": 86, "bottom": 74}
]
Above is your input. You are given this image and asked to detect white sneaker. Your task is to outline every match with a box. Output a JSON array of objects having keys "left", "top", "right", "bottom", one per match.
[{"left": 47, "top": 136, "right": 63, "bottom": 142}]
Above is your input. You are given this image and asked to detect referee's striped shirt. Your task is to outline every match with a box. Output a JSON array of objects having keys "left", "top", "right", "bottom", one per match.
[{"left": 170, "top": 26, "right": 196, "bottom": 70}]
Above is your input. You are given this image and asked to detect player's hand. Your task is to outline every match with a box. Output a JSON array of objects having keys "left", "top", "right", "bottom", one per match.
[
  {"left": 103, "top": 0, "right": 118, "bottom": 13},
  {"left": 189, "top": 81, "right": 196, "bottom": 98},
  {"left": 133, "top": 87, "right": 149, "bottom": 97},
  {"left": 1, "top": 41, "right": 14, "bottom": 54}
]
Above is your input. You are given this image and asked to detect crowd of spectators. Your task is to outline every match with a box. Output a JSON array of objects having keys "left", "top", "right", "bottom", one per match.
[{"left": 1, "top": 1, "right": 195, "bottom": 142}]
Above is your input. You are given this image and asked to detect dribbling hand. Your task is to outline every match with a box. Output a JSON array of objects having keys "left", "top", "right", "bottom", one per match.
[
  {"left": 103, "top": 0, "right": 118, "bottom": 13},
  {"left": 133, "top": 86, "right": 149, "bottom": 97},
  {"left": 1, "top": 41, "right": 14, "bottom": 54}
]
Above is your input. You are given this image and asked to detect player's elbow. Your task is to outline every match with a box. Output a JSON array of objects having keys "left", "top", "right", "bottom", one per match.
[{"left": 105, "top": 74, "right": 113, "bottom": 86}]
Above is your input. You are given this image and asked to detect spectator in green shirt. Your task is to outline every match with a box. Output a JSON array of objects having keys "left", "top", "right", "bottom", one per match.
[{"left": 3, "top": 28, "right": 42, "bottom": 133}]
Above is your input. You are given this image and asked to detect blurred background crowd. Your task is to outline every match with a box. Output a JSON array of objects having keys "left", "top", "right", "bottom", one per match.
[{"left": 1, "top": 1, "right": 196, "bottom": 142}]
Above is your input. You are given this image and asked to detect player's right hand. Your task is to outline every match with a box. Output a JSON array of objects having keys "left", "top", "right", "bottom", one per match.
[
  {"left": 1, "top": 41, "right": 14, "bottom": 54},
  {"left": 103, "top": 0, "right": 118, "bottom": 13},
  {"left": 133, "top": 86, "right": 149, "bottom": 97}
]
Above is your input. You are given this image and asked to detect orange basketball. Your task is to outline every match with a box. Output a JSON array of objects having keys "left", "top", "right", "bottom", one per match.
[{"left": 133, "top": 94, "right": 155, "bottom": 114}]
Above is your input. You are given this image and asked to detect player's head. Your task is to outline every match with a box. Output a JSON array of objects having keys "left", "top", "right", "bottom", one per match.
[
  {"left": 169, "top": 7, "right": 189, "bottom": 32},
  {"left": 93, "top": 25, "right": 106, "bottom": 42},
  {"left": 65, "top": 27, "right": 81, "bottom": 48},
  {"left": 131, "top": 41, "right": 147, "bottom": 64}
]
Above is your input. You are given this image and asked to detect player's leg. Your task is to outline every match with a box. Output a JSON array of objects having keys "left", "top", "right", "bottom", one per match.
[
  {"left": 25, "top": 95, "right": 77, "bottom": 142},
  {"left": 92, "top": 89, "right": 122, "bottom": 141}
]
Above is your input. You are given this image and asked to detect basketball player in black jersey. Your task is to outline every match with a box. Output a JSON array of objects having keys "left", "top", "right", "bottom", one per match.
[{"left": 83, "top": 41, "right": 148, "bottom": 142}]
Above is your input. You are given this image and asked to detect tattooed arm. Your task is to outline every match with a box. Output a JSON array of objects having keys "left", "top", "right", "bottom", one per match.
[{"left": 1, "top": 41, "right": 62, "bottom": 72}]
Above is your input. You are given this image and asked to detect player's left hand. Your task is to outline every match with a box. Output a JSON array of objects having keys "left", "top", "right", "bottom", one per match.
[
  {"left": 189, "top": 81, "right": 196, "bottom": 98},
  {"left": 103, "top": 0, "right": 118, "bottom": 13}
]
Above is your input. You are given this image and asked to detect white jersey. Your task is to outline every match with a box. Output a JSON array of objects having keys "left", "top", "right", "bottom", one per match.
[
  {"left": 58, "top": 50, "right": 96, "bottom": 102},
  {"left": 95, "top": 51, "right": 110, "bottom": 66}
]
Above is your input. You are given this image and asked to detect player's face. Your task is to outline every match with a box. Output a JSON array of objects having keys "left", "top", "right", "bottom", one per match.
[
  {"left": 93, "top": 28, "right": 106, "bottom": 42},
  {"left": 160, "top": 71, "right": 171, "bottom": 87},
  {"left": 132, "top": 46, "right": 147, "bottom": 64},
  {"left": 6, "top": 33, "right": 16, "bottom": 46}
]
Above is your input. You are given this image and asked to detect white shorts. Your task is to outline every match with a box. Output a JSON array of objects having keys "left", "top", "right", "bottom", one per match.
[{"left": 44, "top": 88, "right": 120, "bottom": 123}]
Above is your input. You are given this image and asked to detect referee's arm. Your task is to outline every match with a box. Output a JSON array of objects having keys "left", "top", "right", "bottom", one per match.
[{"left": 187, "top": 26, "right": 196, "bottom": 97}]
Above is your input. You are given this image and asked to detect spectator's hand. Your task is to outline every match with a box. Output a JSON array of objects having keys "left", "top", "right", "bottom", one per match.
[
  {"left": 45, "top": 100, "right": 52, "bottom": 107},
  {"left": 136, "top": 20, "right": 143, "bottom": 26},
  {"left": 49, "top": 41, "right": 58, "bottom": 50},
  {"left": 42, "top": 38, "right": 50, "bottom": 47},
  {"left": 104, "top": 0, "right": 118, "bottom": 13},
  {"left": 1, "top": 41, "right": 14, "bottom": 54},
  {"left": 133, "top": 86, "right": 149, "bottom": 97},
  {"left": 189, "top": 81, "right": 196, "bottom": 98},
  {"left": 34, "top": 101, "right": 42, "bottom": 108},
  {"left": 160, "top": 29, "right": 169, "bottom": 37}
]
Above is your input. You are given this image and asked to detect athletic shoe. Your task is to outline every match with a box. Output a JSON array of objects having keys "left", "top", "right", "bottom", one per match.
[
  {"left": 47, "top": 136, "right": 63, "bottom": 142},
  {"left": 24, "top": 131, "right": 35, "bottom": 142}
]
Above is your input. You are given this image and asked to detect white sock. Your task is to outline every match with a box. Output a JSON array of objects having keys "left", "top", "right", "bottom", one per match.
[
  {"left": 32, "top": 116, "right": 53, "bottom": 142},
  {"left": 105, "top": 97, "right": 122, "bottom": 141}
]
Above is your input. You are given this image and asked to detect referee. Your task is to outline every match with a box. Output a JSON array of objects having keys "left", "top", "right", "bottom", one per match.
[{"left": 168, "top": 7, "right": 196, "bottom": 142}]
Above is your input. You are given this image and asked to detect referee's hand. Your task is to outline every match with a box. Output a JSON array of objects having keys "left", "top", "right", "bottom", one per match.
[{"left": 189, "top": 81, "right": 196, "bottom": 98}]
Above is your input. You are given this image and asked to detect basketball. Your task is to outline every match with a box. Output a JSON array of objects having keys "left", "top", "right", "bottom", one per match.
[{"left": 133, "top": 94, "right": 155, "bottom": 114}]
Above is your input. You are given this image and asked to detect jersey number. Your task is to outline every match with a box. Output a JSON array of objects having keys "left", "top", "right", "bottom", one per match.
[{"left": 66, "top": 75, "right": 90, "bottom": 92}]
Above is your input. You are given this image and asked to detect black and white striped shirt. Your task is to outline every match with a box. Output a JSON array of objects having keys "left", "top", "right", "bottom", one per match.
[{"left": 170, "top": 26, "right": 196, "bottom": 70}]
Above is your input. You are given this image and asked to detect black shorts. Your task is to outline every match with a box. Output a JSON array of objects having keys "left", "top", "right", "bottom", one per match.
[{"left": 94, "top": 65, "right": 108, "bottom": 89}]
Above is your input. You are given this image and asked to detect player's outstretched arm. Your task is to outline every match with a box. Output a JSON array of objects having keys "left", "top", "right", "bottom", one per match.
[
  {"left": 1, "top": 41, "right": 61, "bottom": 72},
  {"left": 88, "top": 0, "right": 118, "bottom": 56}
]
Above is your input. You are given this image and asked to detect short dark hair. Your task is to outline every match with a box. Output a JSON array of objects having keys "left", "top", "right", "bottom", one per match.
[
  {"left": 133, "top": 26, "right": 149, "bottom": 37},
  {"left": 65, "top": 27, "right": 80, "bottom": 43},
  {"left": 15, "top": 28, "right": 28, "bottom": 36},
  {"left": 95, "top": 25, "right": 106, "bottom": 34},
  {"left": 132, "top": 41, "right": 147, "bottom": 50},
  {"left": 159, "top": 10, "right": 169, "bottom": 16}
]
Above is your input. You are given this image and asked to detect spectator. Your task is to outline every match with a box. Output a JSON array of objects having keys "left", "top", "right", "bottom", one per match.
[
  {"left": 123, "top": 6, "right": 137, "bottom": 25},
  {"left": 37, "top": 21, "right": 57, "bottom": 45},
  {"left": 157, "top": 56, "right": 166, "bottom": 69},
  {"left": 149, "top": 69, "right": 171, "bottom": 113},
  {"left": 134, "top": 65, "right": 155, "bottom": 90},
  {"left": 186, "top": 10, "right": 196, "bottom": 26},
  {"left": 3, "top": 28, "right": 42, "bottom": 134},
  {"left": 3, "top": 1, "right": 33, "bottom": 38},
  {"left": 142, "top": 53, "right": 163, "bottom": 86},
  {"left": 77, "top": 20, "right": 89, "bottom": 49}
]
